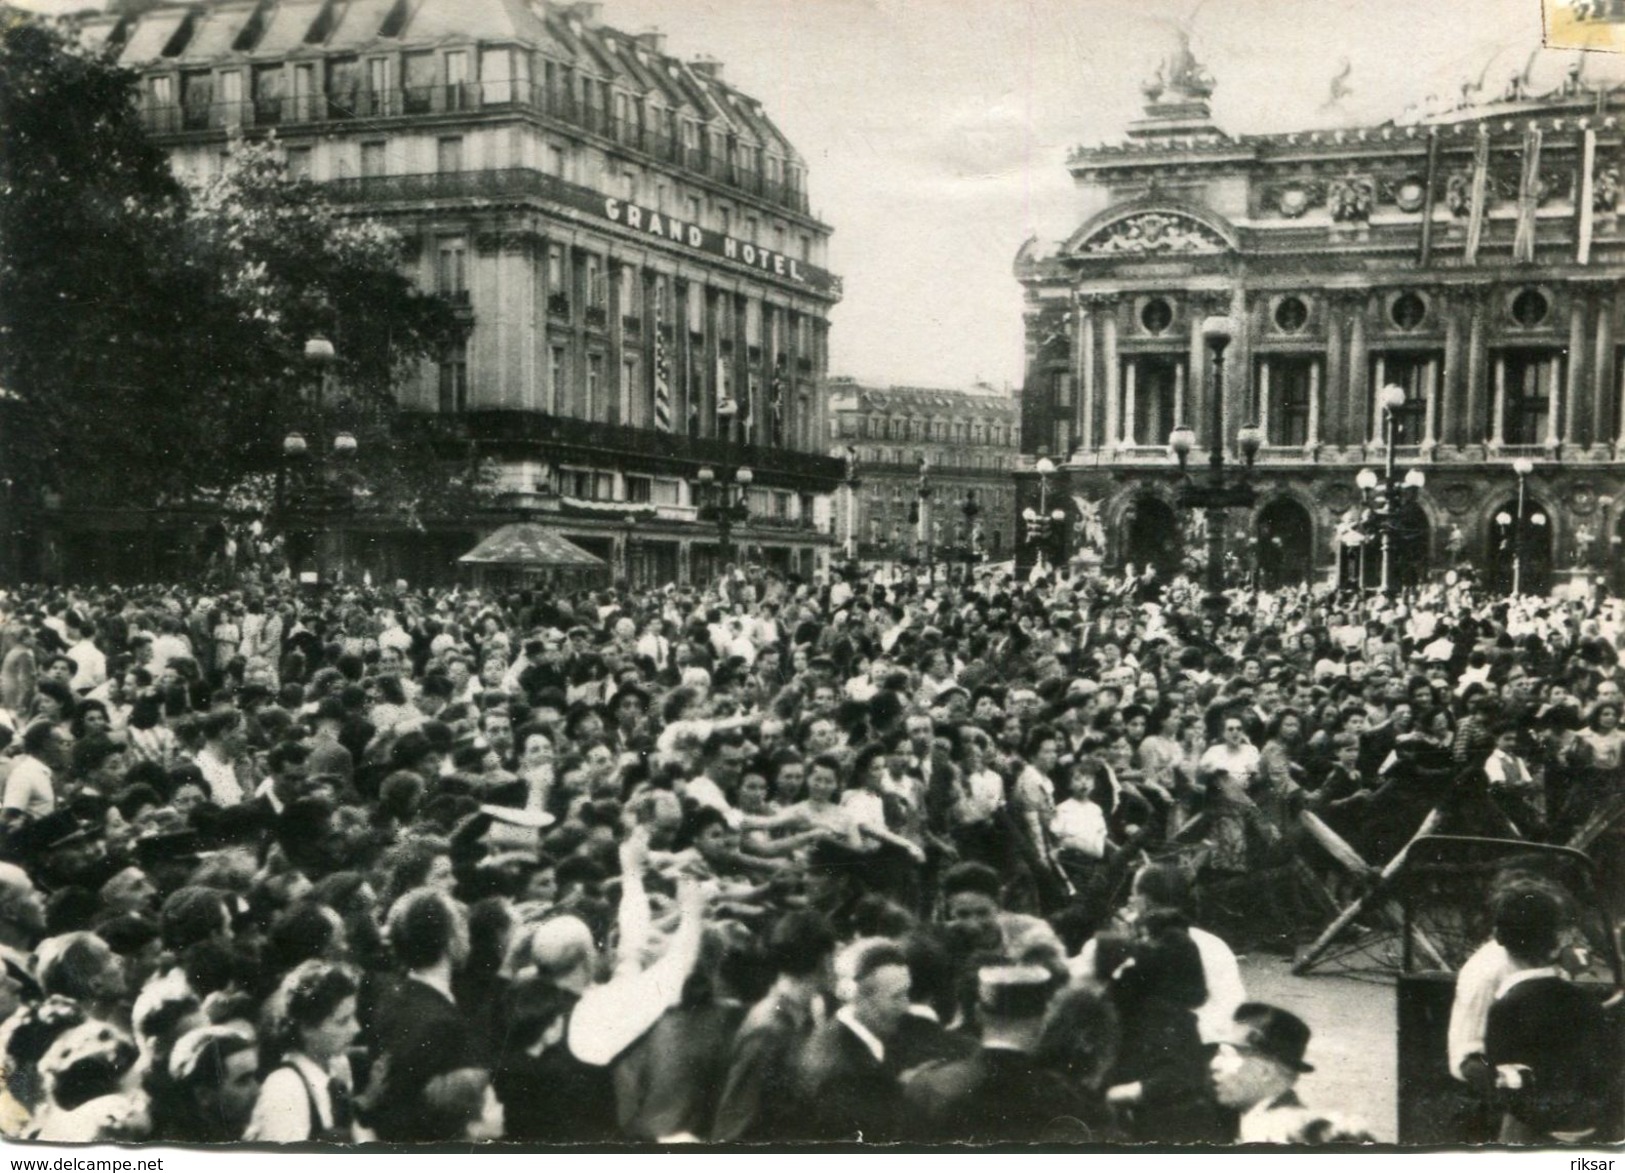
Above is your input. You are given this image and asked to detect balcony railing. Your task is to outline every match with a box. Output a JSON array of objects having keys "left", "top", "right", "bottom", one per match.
[
  {"left": 405, "top": 409, "right": 843, "bottom": 488},
  {"left": 139, "top": 80, "right": 813, "bottom": 216}
]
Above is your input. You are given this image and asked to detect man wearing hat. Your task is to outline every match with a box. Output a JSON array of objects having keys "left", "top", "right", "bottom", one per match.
[
  {"left": 1208, "top": 1002, "right": 1325, "bottom": 1142},
  {"left": 903, "top": 963, "right": 1097, "bottom": 1143}
]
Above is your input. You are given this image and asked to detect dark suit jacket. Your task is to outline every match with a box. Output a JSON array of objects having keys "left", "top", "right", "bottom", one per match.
[
  {"left": 792, "top": 1018, "right": 905, "bottom": 1143},
  {"left": 888, "top": 1011, "right": 976, "bottom": 1077},
  {"left": 1486, "top": 973, "right": 1613, "bottom": 1138},
  {"left": 904, "top": 1046, "right": 1109, "bottom": 1144}
]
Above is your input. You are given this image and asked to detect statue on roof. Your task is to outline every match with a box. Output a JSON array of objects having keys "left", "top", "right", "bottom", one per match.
[
  {"left": 1163, "top": 27, "right": 1215, "bottom": 100},
  {"left": 1321, "top": 58, "right": 1352, "bottom": 111}
]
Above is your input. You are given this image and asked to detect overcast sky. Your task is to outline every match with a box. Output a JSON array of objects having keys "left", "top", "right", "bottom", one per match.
[{"left": 19, "top": 0, "right": 1603, "bottom": 389}]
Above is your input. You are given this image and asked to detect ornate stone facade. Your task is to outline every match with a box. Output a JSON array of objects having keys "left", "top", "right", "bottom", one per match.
[
  {"left": 56, "top": 0, "right": 841, "bottom": 585},
  {"left": 1015, "top": 44, "right": 1625, "bottom": 594},
  {"left": 828, "top": 379, "right": 1020, "bottom": 567}
]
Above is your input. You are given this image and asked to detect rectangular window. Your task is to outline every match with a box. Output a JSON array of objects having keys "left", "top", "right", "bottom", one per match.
[
  {"left": 1266, "top": 356, "right": 1317, "bottom": 447},
  {"left": 325, "top": 55, "right": 359, "bottom": 119},
  {"left": 800, "top": 234, "right": 811, "bottom": 261},
  {"left": 548, "top": 345, "right": 565, "bottom": 413},
  {"left": 625, "top": 475, "right": 653, "bottom": 504},
  {"left": 438, "top": 340, "right": 468, "bottom": 413},
  {"left": 719, "top": 207, "right": 732, "bottom": 236},
  {"left": 546, "top": 143, "right": 566, "bottom": 178},
  {"left": 445, "top": 50, "right": 470, "bottom": 110},
  {"left": 1122, "top": 355, "right": 1186, "bottom": 447},
  {"left": 586, "top": 256, "right": 606, "bottom": 309},
  {"left": 621, "top": 170, "right": 637, "bottom": 200},
  {"left": 219, "top": 71, "right": 243, "bottom": 124},
  {"left": 436, "top": 136, "right": 462, "bottom": 173},
  {"left": 1052, "top": 370, "right": 1073, "bottom": 408},
  {"left": 292, "top": 62, "right": 316, "bottom": 120},
  {"left": 587, "top": 353, "right": 604, "bottom": 419},
  {"left": 148, "top": 74, "right": 173, "bottom": 107},
  {"left": 619, "top": 358, "right": 635, "bottom": 423},
  {"left": 745, "top": 216, "right": 758, "bottom": 242},
  {"left": 402, "top": 51, "right": 435, "bottom": 113},
  {"left": 480, "top": 47, "right": 513, "bottom": 104},
  {"left": 250, "top": 65, "right": 281, "bottom": 124},
  {"left": 366, "top": 58, "right": 388, "bottom": 113},
  {"left": 180, "top": 70, "right": 213, "bottom": 129},
  {"left": 687, "top": 196, "right": 702, "bottom": 226},
  {"left": 1500, "top": 350, "right": 1562, "bottom": 446},
  {"left": 1371, "top": 352, "right": 1438, "bottom": 445},
  {"left": 436, "top": 238, "right": 467, "bottom": 302}
]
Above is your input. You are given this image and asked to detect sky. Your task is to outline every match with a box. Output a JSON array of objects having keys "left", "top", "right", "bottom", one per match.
[{"left": 17, "top": 0, "right": 1605, "bottom": 389}]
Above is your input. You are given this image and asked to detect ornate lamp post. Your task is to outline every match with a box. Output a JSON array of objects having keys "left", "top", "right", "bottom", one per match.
[
  {"left": 841, "top": 445, "right": 860, "bottom": 568},
  {"left": 1167, "top": 317, "right": 1259, "bottom": 606},
  {"left": 275, "top": 336, "right": 354, "bottom": 580},
  {"left": 696, "top": 465, "right": 751, "bottom": 569},
  {"left": 960, "top": 489, "right": 981, "bottom": 583},
  {"left": 1511, "top": 456, "right": 1534, "bottom": 596}
]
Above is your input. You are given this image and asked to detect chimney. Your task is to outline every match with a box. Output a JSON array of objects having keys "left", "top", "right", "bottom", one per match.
[
  {"left": 634, "top": 27, "right": 665, "bottom": 55},
  {"left": 690, "top": 54, "right": 723, "bottom": 81}
]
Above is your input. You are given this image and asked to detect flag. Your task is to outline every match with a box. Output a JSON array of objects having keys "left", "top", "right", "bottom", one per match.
[
  {"left": 1464, "top": 124, "right": 1490, "bottom": 264},
  {"left": 743, "top": 371, "right": 759, "bottom": 442},
  {"left": 770, "top": 354, "right": 786, "bottom": 445},
  {"left": 1578, "top": 126, "right": 1597, "bottom": 264},
  {"left": 1418, "top": 126, "right": 1439, "bottom": 267},
  {"left": 716, "top": 354, "right": 736, "bottom": 420},
  {"left": 653, "top": 285, "right": 673, "bottom": 432},
  {"left": 1513, "top": 125, "right": 1542, "bottom": 263}
]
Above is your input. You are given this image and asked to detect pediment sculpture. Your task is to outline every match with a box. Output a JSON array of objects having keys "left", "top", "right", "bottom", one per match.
[{"left": 1077, "top": 211, "right": 1228, "bottom": 255}]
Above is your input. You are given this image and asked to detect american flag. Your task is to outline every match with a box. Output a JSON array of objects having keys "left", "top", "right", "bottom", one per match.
[{"left": 653, "top": 285, "right": 673, "bottom": 432}]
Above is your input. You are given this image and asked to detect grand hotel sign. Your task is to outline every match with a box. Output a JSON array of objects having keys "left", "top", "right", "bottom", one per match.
[{"left": 539, "top": 171, "right": 841, "bottom": 298}]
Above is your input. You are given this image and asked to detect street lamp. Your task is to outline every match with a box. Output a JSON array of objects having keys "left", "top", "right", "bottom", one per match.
[
  {"left": 959, "top": 489, "right": 981, "bottom": 583},
  {"left": 915, "top": 456, "right": 934, "bottom": 580},
  {"left": 696, "top": 465, "right": 751, "bottom": 569},
  {"left": 1511, "top": 457, "right": 1535, "bottom": 596},
  {"left": 841, "top": 445, "right": 861, "bottom": 568},
  {"left": 276, "top": 336, "right": 347, "bottom": 580},
  {"left": 1167, "top": 316, "right": 1255, "bottom": 606}
]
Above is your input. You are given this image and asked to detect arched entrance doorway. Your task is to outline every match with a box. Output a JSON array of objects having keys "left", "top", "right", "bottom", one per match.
[
  {"left": 1122, "top": 496, "right": 1181, "bottom": 582},
  {"left": 1255, "top": 499, "right": 1314, "bottom": 589},
  {"left": 1485, "top": 498, "right": 1554, "bottom": 595}
]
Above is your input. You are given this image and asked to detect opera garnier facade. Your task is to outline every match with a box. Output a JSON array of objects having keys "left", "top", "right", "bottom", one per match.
[{"left": 1015, "top": 37, "right": 1625, "bottom": 596}]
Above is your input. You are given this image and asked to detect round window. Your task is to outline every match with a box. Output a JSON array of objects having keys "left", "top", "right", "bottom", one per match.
[
  {"left": 1274, "top": 296, "right": 1309, "bottom": 333},
  {"left": 1140, "top": 298, "right": 1173, "bottom": 335},
  {"left": 1390, "top": 292, "right": 1426, "bottom": 331},
  {"left": 1511, "top": 288, "right": 1549, "bottom": 328}
]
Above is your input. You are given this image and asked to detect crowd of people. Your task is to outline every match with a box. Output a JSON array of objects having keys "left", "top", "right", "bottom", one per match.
[{"left": 0, "top": 560, "right": 1619, "bottom": 1146}]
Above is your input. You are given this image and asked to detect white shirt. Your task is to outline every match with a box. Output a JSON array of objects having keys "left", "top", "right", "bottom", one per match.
[
  {"left": 2, "top": 755, "right": 54, "bottom": 818},
  {"left": 195, "top": 748, "right": 245, "bottom": 806},
  {"left": 840, "top": 789, "right": 888, "bottom": 836},
  {"left": 959, "top": 768, "right": 1005, "bottom": 824},
  {"left": 1447, "top": 940, "right": 1517, "bottom": 1081},
  {"left": 1199, "top": 741, "right": 1261, "bottom": 786},
  {"left": 245, "top": 1052, "right": 351, "bottom": 1143},
  {"left": 68, "top": 639, "right": 106, "bottom": 695},
  {"left": 1482, "top": 750, "right": 1533, "bottom": 787},
  {"left": 1052, "top": 798, "right": 1107, "bottom": 858}
]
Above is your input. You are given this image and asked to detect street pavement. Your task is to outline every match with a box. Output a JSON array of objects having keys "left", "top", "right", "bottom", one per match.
[{"left": 1238, "top": 954, "right": 1400, "bottom": 1142}]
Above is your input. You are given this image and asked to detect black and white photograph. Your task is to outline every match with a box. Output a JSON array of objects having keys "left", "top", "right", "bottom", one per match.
[{"left": 0, "top": 0, "right": 1621, "bottom": 1153}]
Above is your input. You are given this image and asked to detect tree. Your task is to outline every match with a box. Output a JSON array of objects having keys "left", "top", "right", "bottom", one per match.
[{"left": 0, "top": 15, "right": 460, "bottom": 517}]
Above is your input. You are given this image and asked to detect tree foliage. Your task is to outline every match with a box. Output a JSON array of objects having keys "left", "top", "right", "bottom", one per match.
[{"left": 0, "top": 15, "right": 460, "bottom": 511}]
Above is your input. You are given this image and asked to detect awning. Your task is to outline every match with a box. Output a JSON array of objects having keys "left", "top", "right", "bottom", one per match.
[{"left": 457, "top": 523, "right": 606, "bottom": 569}]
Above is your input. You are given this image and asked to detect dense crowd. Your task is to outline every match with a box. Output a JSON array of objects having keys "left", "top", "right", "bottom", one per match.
[{"left": 0, "top": 562, "right": 1620, "bottom": 1146}]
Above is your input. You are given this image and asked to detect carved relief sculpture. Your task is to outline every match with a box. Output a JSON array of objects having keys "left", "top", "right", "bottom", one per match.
[
  {"left": 1080, "top": 212, "right": 1227, "bottom": 255},
  {"left": 1327, "top": 175, "right": 1377, "bottom": 222}
]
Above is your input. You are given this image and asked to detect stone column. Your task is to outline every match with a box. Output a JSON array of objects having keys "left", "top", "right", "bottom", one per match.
[
  {"left": 1491, "top": 354, "right": 1507, "bottom": 449},
  {"left": 1440, "top": 290, "right": 1463, "bottom": 448},
  {"left": 1323, "top": 298, "right": 1346, "bottom": 448},
  {"left": 1257, "top": 357, "right": 1272, "bottom": 446},
  {"left": 1173, "top": 359, "right": 1186, "bottom": 431},
  {"left": 1563, "top": 295, "right": 1587, "bottom": 449},
  {"left": 1370, "top": 354, "right": 1387, "bottom": 447},
  {"left": 1102, "top": 308, "right": 1120, "bottom": 455},
  {"left": 1422, "top": 357, "right": 1439, "bottom": 451},
  {"left": 1594, "top": 290, "right": 1616, "bottom": 452},
  {"left": 1122, "top": 360, "right": 1137, "bottom": 446},
  {"left": 1188, "top": 306, "right": 1208, "bottom": 447},
  {"left": 1346, "top": 295, "right": 1370, "bottom": 452},
  {"left": 1073, "top": 295, "right": 1094, "bottom": 455},
  {"left": 1305, "top": 360, "right": 1321, "bottom": 451},
  {"left": 1544, "top": 349, "right": 1562, "bottom": 450},
  {"left": 1466, "top": 291, "right": 1489, "bottom": 447}
]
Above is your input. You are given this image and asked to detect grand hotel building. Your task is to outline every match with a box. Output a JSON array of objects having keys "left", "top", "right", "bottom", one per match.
[
  {"left": 57, "top": 0, "right": 841, "bottom": 585},
  {"left": 1016, "top": 41, "right": 1625, "bottom": 595}
]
